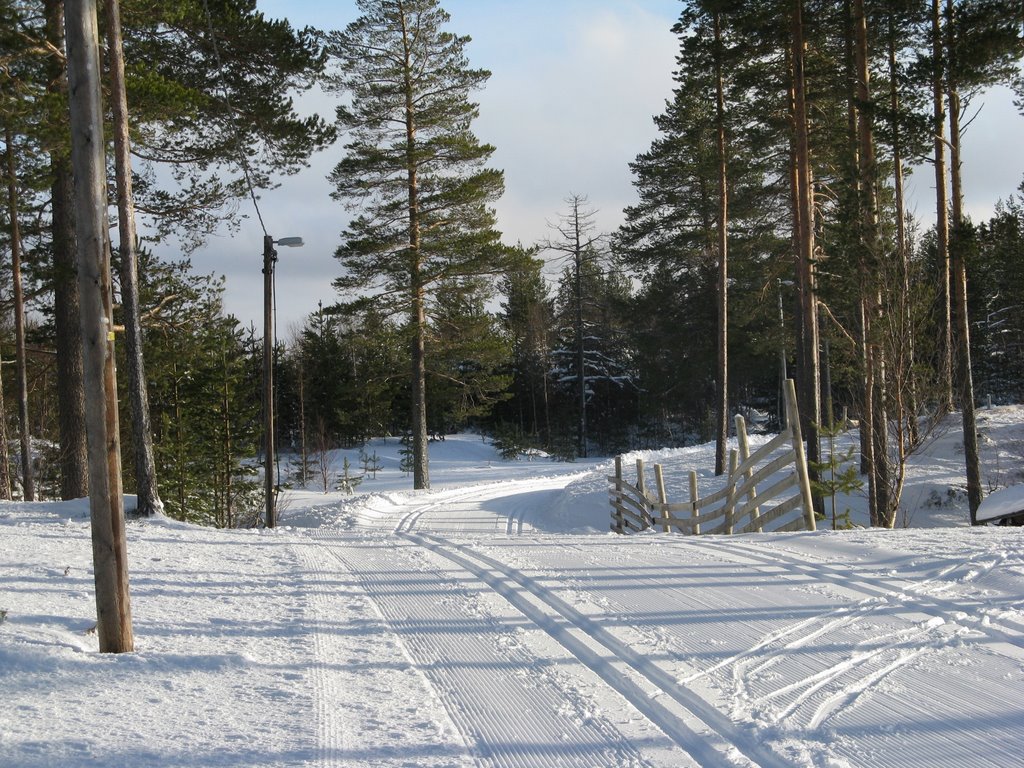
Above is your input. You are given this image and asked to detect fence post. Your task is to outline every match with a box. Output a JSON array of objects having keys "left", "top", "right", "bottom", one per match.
[
  {"left": 654, "top": 463, "right": 670, "bottom": 533},
  {"left": 612, "top": 455, "right": 624, "bottom": 533},
  {"left": 689, "top": 470, "right": 700, "bottom": 535},
  {"left": 636, "top": 458, "right": 651, "bottom": 529},
  {"left": 785, "top": 378, "right": 817, "bottom": 532},
  {"left": 735, "top": 413, "right": 762, "bottom": 533},
  {"left": 725, "top": 449, "right": 738, "bottom": 534}
]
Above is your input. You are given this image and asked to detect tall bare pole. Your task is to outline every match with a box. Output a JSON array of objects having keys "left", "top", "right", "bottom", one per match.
[
  {"left": 65, "top": 0, "right": 133, "bottom": 652},
  {"left": 104, "top": 0, "right": 162, "bottom": 517}
]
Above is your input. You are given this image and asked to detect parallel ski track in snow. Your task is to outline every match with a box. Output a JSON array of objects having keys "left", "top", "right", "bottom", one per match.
[
  {"left": 407, "top": 531, "right": 792, "bottom": 768},
  {"left": 311, "top": 526, "right": 675, "bottom": 768},
  {"left": 392, "top": 487, "right": 488, "bottom": 534}
]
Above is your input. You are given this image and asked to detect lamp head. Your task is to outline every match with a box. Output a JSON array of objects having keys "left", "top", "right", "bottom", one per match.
[{"left": 274, "top": 237, "right": 304, "bottom": 248}]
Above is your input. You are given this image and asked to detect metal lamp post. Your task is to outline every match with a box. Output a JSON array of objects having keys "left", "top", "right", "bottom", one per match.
[{"left": 263, "top": 235, "right": 303, "bottom": 528}]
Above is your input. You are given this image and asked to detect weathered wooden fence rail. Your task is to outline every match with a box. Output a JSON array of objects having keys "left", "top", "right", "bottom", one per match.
[{"left": 609, "top": 379, "right": 817, "bottom": 535}]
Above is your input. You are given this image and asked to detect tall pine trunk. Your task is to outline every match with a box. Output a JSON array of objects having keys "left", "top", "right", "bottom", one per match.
[
  {"left": 402, "top": 11, "right": 430, "bottom": 490},
  {"left": 573, "top": 204, "right": 588, "bottom": 459},
  {"left": 46, "top": 0, "right": 90, "bottom": 500},
  {"left": 932, "top": 0, "right": 955, "bottom": 414},
  {"left": 888, "top": 27, "right": 919, "bottom": 450},
  {"left": 713, "top": 12, "right": 730, "bottom": 478},
  {"left": 853, "top": 0, "right": 891, "bottom": 526},
  {"left": 791, "top": 0, "right": 822, "bottom": 501},
  {"left": 0, "top": 350, "right": 10, "bottom": 499},
  {"left": 104, "top": 0, "right": 162, "bottom": 516},
  {"left": 4, "top": 124, "right": 34, "bottom": 500},
  {"left": 944, "top": 0, "right": 982, "bottom": 521}
]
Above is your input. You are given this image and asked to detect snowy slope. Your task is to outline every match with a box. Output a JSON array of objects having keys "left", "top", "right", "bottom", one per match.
[{"left": 2, "top": 411, "right": 1024, "bottom": 767}]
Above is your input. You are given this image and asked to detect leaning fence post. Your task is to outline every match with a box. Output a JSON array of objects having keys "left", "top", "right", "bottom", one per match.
[
  {"left": 785, "top": 378, "right": 817, "bottom": 532},
  {"left": 735, "top": 413, "right": 762, "bottom": 533},
  {"left": 689, "top": 470, "right": 700, "bottom": 535},
  {"left": 636, "top": 458, "right": 651, "bottom": 529},
  {"left": 654, "top": 463, "right": 670, "bottom": 533}
]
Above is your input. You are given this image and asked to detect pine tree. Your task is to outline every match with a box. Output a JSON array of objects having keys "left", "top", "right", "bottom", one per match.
[
  {"left": 118, "top": 0, "right": 335, "bottom": 245},
  {"left": 551, "top": 253, "right": 638, "bottom": 455},
  {"left": 325, "top": 0, "right": 507, "bottom": 490}
]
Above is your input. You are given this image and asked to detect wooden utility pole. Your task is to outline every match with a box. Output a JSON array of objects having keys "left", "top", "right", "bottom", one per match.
[{"left": 65, "top": 0, "right": 134, "bottom": 653}]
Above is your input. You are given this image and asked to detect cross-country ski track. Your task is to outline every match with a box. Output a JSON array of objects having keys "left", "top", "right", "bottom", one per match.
[
  {"left": 6, "top": 424, "right": 1024, "bottom": 768},
  {"left": 294, "top": 475, "right": 1024, "bottom": 767}
]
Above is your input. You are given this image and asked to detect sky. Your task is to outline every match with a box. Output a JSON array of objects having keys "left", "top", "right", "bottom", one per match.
[{"left": 170, "top": 0, "right": 1024, "bottom": 332}]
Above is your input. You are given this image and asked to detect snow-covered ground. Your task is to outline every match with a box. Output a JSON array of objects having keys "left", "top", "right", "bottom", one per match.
[{"left": 3, "top": 408, "right": 1024, "bottom": 767}]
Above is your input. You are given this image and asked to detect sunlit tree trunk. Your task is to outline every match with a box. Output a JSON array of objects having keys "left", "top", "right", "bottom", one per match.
[
  {"left": 791, "top": 0, "right": 822, "bottom": 500},
  {"left": 713, "top": 11, "right": 730, "bottom": 478},
  {"left": 945, "top": 0, "right": 982, "bottom": 521},
  {"left": 104, "top": 0, "right": 162, "bottom": 516},
  {"left": 932, "top": 0, "right": 954, "bottom": 413},
  {"left": 4, "top": 124, "right": 33, "bottom": 500},
  {"left": 46, "top": 0, "right": 89, "bottom": 500}
]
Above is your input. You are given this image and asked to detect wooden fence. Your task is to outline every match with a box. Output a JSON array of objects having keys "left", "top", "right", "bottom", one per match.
[{"left": 609, "top": 379, "right": 817, "bottom": 535}]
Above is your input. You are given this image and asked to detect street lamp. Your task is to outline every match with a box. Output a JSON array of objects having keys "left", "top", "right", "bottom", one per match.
[{"left": 264, "top": 234, "right": 303, "bottom": 528}]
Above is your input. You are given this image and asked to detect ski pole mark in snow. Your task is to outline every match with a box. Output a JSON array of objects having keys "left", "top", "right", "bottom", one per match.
[
  {"left": 748, "top": 618, "right": 957, "bottom": 729},
  {"left": 671, "top": 537, "right": 1024, "bottom": 744},
  {"left": 701, "top": 538, "right": 1024, "bottom": 656}
]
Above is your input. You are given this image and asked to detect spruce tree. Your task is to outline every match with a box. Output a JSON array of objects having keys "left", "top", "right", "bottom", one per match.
[
  {"left": 325, "top": 0, "right": 507, "bottom": 489},
  {"left": 135, "top": 251, "right": 260, "bottom": 527},
  {"left": 498, "top": 251, "right": 555, "bottom": 446}
]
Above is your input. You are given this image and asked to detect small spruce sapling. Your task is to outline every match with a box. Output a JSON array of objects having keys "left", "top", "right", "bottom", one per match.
[
  {"left": 359, "top": 447, "right": 383, "bottom": 479},
  {"left": 811, "top": 419, "right": 863, "bottom": 530},
  {"left": 336, "top": 456, "right": 363, "bottom": 494},
  {"left": 399, "top": 434, "right": 414, "bottom": 477}
]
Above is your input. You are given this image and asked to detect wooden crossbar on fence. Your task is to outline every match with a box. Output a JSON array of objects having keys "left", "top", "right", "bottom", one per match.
[{"left": 609, "top": 379, "right": 817, "bottom": 536}]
